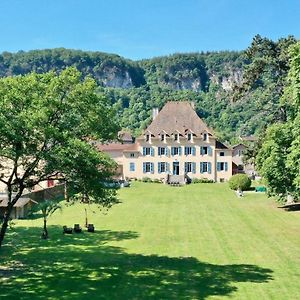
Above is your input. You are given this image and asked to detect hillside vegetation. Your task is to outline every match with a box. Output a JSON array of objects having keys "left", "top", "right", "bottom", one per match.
[{"left": 0, "top": 35, "right": 297, "bottom": 142}]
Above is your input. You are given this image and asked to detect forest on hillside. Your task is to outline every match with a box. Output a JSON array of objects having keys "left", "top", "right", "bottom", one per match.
[{"left": 0, "top": 35, "right": 297, "bottom": 143}]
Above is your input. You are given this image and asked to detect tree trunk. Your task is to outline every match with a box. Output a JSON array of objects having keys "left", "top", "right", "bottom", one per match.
[
  {"left": 42, "top": 218, "right": 48, "bottom": 239},
  {"left": 0, "top": 187, "right": 24, "bottom": 248},
  {"left": 0, "top": 209, "right": 11, "bottom": 248}
]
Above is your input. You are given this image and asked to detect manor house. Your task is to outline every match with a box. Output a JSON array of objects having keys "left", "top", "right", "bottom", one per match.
[{"left": 98, "top": 101, "right": 233, "bottom": 182}]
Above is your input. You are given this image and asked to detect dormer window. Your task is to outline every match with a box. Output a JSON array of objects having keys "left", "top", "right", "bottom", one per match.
[
  {"left": 161, "top": 134, "right": 165, "bottom": 142},
  {"left": 187, "top": 133, "right": 192, "bottom": 141},
  {"left": 174, "top": 134, "right": 179, "bottom": 142},
  {"left": 203, "top": 133, "right": 208, "bottom": 141},
  {"left": 146, "top": 134, "right": 150, "bottom": 142}
]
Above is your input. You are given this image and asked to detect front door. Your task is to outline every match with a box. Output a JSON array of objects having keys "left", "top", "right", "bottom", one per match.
[{"left": 173, "top": 162, "right": 180, "bottom": 175}]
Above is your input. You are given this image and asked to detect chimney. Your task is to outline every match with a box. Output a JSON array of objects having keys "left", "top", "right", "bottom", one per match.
[{"left": 152, "top": 107, "right": 159, "bottom": 120}]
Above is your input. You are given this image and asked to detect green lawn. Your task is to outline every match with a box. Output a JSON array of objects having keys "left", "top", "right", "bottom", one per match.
[{"left": 1, "top": 182, "right": 300, "bottom": 299}]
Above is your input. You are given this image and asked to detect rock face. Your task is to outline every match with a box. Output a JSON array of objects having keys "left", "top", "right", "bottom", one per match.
[
  {"left": 160, "top": 68, "right": 208, "bottom": 92},
  {"left": 161, "top": 76, "right": 203, "bottom": 91},
  {"left": 100, "top": 67, "right": 134, "bottom": 88},
  {"left": 220, "top": 70, "right": 243, "bottom": 91},
  {"left": 210, "top": 69, "right": 243, "bottom": 91},
  {"left": 0, "top": 49, "right": 244, "bottom": 91}
]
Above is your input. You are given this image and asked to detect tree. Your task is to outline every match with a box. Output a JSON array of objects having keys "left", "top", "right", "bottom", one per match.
[
  {"left": 0, "top": 67, "right": 120, "bottom": 247},
  {"left": 256, "top": 41, "right": 300, "bottom": 202},
  {"left": 256, "top": 123, "right": 294, "bottom": 199},
  {"left": 233, "top": 34, "right": 297, "bottom": 121},
  {"left": 36, "top": 200, "right": 62, "bottom": 239}
]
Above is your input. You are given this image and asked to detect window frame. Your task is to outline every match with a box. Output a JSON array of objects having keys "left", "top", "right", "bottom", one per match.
[
  {"left": 158, "top": 147, "right": 166, "bottom": 156},
  {"left": 129, "top": 162, "right": 135, "bottom": 172},
  {"left": 185, "top": 146, "right": 192, "bottom": 155}
]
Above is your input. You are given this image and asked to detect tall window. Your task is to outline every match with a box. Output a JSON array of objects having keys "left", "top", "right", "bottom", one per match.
[
  {"left": 184, "top": 146, "right": 195, "bottom": 156},
  {"left": 200, "top": 146, "right": 212, "bottom": 156},
  {"left": 158, "top": 147, "right": 167, "bottom": 156},
  {"left": 129, "top": 162, "right": 135, "bottom": 172},
  {"left": 143, "top": 162, "right": 154, "bottom": 173},
  {"left": 217, "top": 162, "right": 228, "bottom": 171},
  {"left": 171, "top": 147, "right": 181, "bottom": 156},
  {"left": 200, "top": 162, "right": 211, "bottom": 174},
  {"left": 200, "top": 146, "right": 208, "bottom": 155},
  {"left": 158, "top": 162, "right": 168, "bottom": 173},
  {"left": 185, "top": 162, "right": 196, "bottom": 173},
  {"left": 143, "top": 147, "right": 154, "bottom": 156}
]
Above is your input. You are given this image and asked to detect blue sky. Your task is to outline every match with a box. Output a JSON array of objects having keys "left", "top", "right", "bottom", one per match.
[{"left": 0, "top": 0, "right": 299, "bottom": 60}]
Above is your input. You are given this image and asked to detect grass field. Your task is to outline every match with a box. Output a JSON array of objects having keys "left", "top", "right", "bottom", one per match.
[{"left": 1, "top": 182, "right": 300, "bottom": 299}]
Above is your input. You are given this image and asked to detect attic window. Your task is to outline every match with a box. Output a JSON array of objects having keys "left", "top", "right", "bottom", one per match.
[
  {"left": 161, "top": 134, "right": 165, "bottom": 142},
  {"left": 146, "top": 134, "right": 150, "bottom": 142},
  {"left": 174, "top": 134, "right": 179, "bottom": 142},
  {"left": 220, "top": 152, "right": 225, "bottom": 157},
  {"left": 203, "top": 133, "right": 208, "bottom": 141},
  {"left": 187, "top": 133, "right": 192, "bottom": 141}
]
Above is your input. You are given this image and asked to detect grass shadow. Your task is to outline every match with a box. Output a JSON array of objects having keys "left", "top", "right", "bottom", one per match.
[{"left": 0, "top": 226, "right": 273, "bottom": 300}]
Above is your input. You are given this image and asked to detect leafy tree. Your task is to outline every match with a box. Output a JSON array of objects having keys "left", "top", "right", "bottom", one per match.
[
  {"left": 0, "top": 67, "right": 120, "bottom": 247},
  {"left": 234, "top": 34, "right": 297, "bottom": 121},
  {"left": 256, "top": 123, "right": 294, "bottom": 198},
  {"left": 256, "top": 42, "right": 300, "bottom": 201}
]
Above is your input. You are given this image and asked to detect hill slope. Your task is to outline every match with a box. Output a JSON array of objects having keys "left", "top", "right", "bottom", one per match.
[{"left": 0, "top": 45, "right": 288, "bottom": 142}]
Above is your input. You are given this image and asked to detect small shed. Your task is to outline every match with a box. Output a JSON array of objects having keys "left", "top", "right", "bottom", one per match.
[{"left": 0, "top": 197, "right": 38, "bottom": 219}]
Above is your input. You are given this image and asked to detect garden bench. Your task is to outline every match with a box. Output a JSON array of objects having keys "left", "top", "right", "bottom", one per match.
[
  {"left": 63, "top": 226, "right": 73, "bottom": 234},
  {"left": 74, "top": 224, "right": 82, "bottom": 233},
  {"left": 87, "top": 224, "right": 95, "bottom": 232}
]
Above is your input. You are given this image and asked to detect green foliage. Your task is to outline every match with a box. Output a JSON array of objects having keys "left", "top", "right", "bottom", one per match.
[
  {"left": 139, "top": 177, "right": 162, "bottom": 183},
  {"left": 0, "top": 36, "right": 297, "bottom": 144},
  {"left": 228, "top": 174, "right": 251, "bottom": 191},
  {"left": 0, "top": 67, "right": 120, "bottom": 245},
  {"left": 235, "top": 34, "right": 297, "bottom": 120},
  {"left": 192, "top": 178, "right": 214, "bottom": 183},
  {"left": 256, "top": 42, "right": 300, "bottom": 201},
  {"left": 0, "top": 48, "right": 146, "bottom": 87}
]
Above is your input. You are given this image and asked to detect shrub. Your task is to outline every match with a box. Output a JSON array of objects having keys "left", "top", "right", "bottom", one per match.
[
  {"left": 192, "top": 178, "right": 214, "bottom": 184},
  {"left": 229, "top": 174, "right": 251, "bottom": 191},
  {"left": 153, "top": 178, "right": 162, "bottom": 184},
  {"left": 141, "top": 177, "right": 152, "bottom": 183}
]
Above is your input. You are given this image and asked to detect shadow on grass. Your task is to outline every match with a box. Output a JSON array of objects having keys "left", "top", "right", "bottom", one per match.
[{"left": 0, "top": 226, "right": 273, "bottom": 300}]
